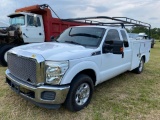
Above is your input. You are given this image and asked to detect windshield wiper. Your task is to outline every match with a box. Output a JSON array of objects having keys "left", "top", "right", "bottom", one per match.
[
  {"left": 70, "top": 33, "right": 101, "bottom": 38},
  {"left": 64, "top": 41, "right": 81, "bottom": 45}
]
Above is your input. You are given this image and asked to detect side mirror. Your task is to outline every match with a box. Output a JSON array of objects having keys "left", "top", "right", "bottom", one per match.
[
  {"left": 50, "top": 36, "right": 54, "bottom": 41},
  {"left": 103, "top": 40, "right": 123, "bottom": 54},
  {"left": 103, "top": 44, "right": 113, "bottom": 53},
  {"left": 33, "top": 14, "right": 38, "bottom": 27}
]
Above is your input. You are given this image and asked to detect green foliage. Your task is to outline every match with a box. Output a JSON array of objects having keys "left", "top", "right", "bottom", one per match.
[
  {"left": 131, "top": 26, "right": 149, "bottom": 34},
  {"left": 130, "top": 26, "right": 160, "bottom": 39},
  {"left": 151, "top": 28, "right": 160, "bottom": 39}
]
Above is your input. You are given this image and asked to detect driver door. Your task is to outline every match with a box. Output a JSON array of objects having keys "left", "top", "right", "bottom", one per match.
[
  {"left": 22, "top": 15, "right": 45, "bottom": 43},
  {"left": 100, "top": 29, "right": 125, "bottom": 83}
]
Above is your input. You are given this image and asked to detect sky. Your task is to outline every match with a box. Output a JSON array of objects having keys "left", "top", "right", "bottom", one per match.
[{"left": 0, "top": 0, "right": 160, "bottom": 28}]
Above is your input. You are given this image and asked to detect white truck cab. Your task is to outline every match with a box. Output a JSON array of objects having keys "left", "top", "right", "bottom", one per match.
[
  {"left": 8, "top": 12, "right": 45, "bottom": 43},
  {"left": 5, "top": 25, "right": 151, "bottom": 111}
]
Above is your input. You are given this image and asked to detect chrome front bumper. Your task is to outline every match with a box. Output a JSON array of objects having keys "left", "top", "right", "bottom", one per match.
[{"left": 6, "top": 69, "right": 70, "bottom": 109}]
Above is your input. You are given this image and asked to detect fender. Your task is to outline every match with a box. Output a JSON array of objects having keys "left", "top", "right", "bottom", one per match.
[
  {"left": 60, "top": 61, "right": 101, "bottom": 85},
  {"left": 140, "top": 53, "right": 150, "bottom": 63}
]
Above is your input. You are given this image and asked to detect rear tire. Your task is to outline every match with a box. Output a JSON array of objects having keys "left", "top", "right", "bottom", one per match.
[
  {"left": 134, "top": 58, "right": 144, "bottom": 74},
  {"left": 65, "top": 74, "right": 94, "bottom": 112},
  {"left": 151, "top": 44, "right": 154, "bottom": 48},
  {"left": 0, "top": 44, "right": 6, "bottom": 49},
  {"left": 0, "top": 45, "right": 15, "bottom": 67}
]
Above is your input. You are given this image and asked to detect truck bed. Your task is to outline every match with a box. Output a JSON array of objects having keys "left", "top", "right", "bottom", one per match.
[{"left": 130, "top": 39, "right": 151, "bottom": 70}]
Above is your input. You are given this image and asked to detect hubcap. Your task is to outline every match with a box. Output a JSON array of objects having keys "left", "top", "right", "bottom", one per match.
[
  {"left": 75, "top": 83, "right": 90, "bottom": 106},
  {"left": 139, "top": 59, "right": 143, "bottom": 72}
]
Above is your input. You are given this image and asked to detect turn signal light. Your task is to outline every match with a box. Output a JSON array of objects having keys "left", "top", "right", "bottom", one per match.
[{"left": 120, "top": 47, "right": 123, "bottom": 52}]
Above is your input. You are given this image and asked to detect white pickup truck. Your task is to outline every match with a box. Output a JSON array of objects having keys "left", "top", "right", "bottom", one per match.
[{"left": 5, "top": 25, "right": 151, "bottom": 111}]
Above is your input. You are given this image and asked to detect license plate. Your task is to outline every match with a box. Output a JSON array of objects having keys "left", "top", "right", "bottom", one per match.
[{"left": 11, "top": 82, "right": 20, "bottom": 94}]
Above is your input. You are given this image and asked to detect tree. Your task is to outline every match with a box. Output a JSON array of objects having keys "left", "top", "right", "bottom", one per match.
[
  {"left": 130, "top": 26, "right": 160, "bottom": 39},
  {"left": 130, "top": 26, "right": 148, "bottom": 35}
]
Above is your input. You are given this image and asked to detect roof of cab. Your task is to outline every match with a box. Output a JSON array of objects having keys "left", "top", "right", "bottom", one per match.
[{"left": 8, "top": 12, "right": 38, "bottom": 17}]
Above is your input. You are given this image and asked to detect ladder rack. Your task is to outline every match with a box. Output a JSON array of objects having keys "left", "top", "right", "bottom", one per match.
[
  {"left": 63, "top": 16, "right": 151, "bottom": 27},
  {"left": 62, "top": 16, "right": 151, "bottom": 37}
]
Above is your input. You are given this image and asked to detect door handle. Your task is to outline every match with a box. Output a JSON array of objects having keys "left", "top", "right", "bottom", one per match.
[
  {"left": 39, "top": 33, "right": 42, "bottom": 35},
  {"left": 23, "top": 33, "right": 28, "bottom": 38}
]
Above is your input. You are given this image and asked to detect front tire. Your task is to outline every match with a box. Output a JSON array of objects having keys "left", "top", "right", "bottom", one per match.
[
  {"left": 65, "top": 74, "right": 94, "bottom": 112},
  {"left": 0, "top": 45, "right": 15, "bottom": 67}
]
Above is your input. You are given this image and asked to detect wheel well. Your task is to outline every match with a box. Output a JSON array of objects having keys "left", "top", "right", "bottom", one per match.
[
  {"left": 73, "top": 69, "right": 96, "bottom": 85},
  {"left": 142, "top": 55, "right": 146, "bottom": 63}
]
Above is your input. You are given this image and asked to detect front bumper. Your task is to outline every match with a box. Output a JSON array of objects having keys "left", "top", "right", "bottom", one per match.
[{"left": 6, "top": 69, "right": 70, "bottom": 109}]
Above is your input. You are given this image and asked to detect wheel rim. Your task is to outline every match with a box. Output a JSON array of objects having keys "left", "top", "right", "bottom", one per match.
[
  {"left": 139, "top": 59, "right": 143, "bottom": 72},
  {"left": 4, "top": 51, "right": 7, "bottom": 62},
  {"left": 75, "top": 83, "right": 90, "bottom": 106}
]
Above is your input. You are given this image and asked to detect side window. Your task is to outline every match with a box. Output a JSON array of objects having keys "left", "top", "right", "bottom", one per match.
[
  {"left": 120, "top": 30, "right": 129, "bottom": 47},
  {"left": 105, "top": 29, "right": 120, "bottom": 41},
  {"left": 27, "top": 15, "right": 34, "bottom": 26},
  {"left": 37, "top": 17, "right": 41, "bottom": 26},
  {"left": 27, "top": 15, "right": 41, "bottom": 26}
]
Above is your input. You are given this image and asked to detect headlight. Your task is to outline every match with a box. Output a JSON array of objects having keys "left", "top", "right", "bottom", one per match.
[{"left": 45, "top": 61, "right": 69, "bottom": 85}]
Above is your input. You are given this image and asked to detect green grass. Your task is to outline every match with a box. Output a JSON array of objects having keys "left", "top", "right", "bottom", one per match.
[{"left": 0, "top": 42, "right": 160, "bottom": 120}]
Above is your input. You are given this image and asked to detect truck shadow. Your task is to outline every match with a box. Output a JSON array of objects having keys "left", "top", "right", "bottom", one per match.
[{"left": 19, "top": 71, "right": 139, "bottom": 114}]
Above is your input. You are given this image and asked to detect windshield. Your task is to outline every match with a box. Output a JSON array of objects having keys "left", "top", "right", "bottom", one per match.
[
  {"left": 55, "top": 27, "right": 105, "bottom": 47},
  {"left": 10, "top": 15, "right": 25, "bottom": 25}
]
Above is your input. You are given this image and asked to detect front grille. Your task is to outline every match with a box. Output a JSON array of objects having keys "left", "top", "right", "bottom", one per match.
[{"left": 7, "top": 53, "right": 37, "bottom": 84}]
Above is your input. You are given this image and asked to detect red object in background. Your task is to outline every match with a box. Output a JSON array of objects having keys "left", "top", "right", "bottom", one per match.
[{"left": 16, "top": 5, "right": 87, "bottom": 42}]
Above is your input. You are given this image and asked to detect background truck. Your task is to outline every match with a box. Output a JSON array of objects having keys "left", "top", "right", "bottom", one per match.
[
  {"left": 129, "top": 32, "right": 155, "bottom": 48},
  {"left": 5, "top": 16, "right": 151, "bottom": 111},
  {"left": 0, "top": 4, "right": 87, "bottom": 66}
]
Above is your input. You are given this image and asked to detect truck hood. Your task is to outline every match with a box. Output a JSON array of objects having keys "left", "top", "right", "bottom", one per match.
[{"left": 10, "top": 42, "right": 95, "bottom": 61}]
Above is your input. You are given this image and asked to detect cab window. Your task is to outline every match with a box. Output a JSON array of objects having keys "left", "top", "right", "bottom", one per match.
[
  {"left": 27, "top": 15, "right": 41, "bottom": 26},
  {"left": 105, "top": 29, "right": 120, "bottom": 41},
  {"left": 120, "top": 30, "right": 129, "bottom": 47}
]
